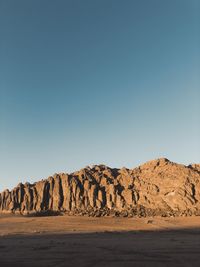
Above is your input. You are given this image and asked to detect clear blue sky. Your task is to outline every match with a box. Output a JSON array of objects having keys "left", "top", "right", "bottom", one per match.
[{"left": 0, "top": 0, "right": 200, "bottom": 191}]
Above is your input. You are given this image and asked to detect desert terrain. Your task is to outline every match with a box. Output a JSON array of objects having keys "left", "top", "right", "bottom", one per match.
[
  {"left": 0, "top": 214, "right": 200, "bottom": 267},
  {"left": 1, "top": 158, "right": 200, "bottom": 266},
  {"left": 1, "top": 159, "right": 200, "bottom": 218}
]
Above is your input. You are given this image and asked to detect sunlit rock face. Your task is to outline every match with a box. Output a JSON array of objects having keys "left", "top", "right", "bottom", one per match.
[{"left": 1, "top": 158, "right": 200, "bottom": 217}]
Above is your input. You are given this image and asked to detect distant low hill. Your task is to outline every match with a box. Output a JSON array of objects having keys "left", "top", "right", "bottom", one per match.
[{"left": 1, "top": 158, "right": 200, "bottom": 217}]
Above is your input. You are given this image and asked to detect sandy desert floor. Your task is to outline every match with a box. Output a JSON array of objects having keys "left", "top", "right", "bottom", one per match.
[{"left": 0, "top": 214, "right": 200, "bottom": 267}]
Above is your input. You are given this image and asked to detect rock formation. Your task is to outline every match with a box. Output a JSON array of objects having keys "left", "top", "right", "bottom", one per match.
[{"left": 1, "top": 158, "right": 200, "bottom": 217}]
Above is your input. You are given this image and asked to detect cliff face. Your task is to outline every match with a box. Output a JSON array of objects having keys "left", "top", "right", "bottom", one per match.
[{"left": 1, "top": 158, "right": 200, "bottom": 217}]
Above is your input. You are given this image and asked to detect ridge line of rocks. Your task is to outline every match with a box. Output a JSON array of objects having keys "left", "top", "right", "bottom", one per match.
[{"left": 0, "top": 158, "right": 200, "bottom": 217}]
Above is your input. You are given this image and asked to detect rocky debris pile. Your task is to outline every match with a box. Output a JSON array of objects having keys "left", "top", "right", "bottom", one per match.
[{"left": 0, "top": 158, "right": 200, "bottom": 217}]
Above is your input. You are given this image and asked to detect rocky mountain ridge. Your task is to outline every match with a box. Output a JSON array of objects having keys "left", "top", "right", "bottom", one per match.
[{"left": 1, "top": 158, "right": 200, "bottom": 217}]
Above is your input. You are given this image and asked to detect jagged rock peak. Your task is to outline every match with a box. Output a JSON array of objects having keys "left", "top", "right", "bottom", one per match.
[
  {"left": 138, "top": 158, "right": 171, "bottom": 169},
  {"left": 0, "top": 158, "right": 200, "bottom": 217}
]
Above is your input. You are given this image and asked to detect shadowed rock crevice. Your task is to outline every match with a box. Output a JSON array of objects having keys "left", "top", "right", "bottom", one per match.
[{"left": 0, "top": 158, "right": 200, "bottom": 217}]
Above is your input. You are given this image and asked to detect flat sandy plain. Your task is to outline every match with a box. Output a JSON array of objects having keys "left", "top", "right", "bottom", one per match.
[{"left": 0, "top": 214, "right": 200, "bottom": 267}]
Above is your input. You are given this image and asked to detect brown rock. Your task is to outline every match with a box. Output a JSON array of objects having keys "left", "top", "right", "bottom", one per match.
[{"left": 0, "top": 158, "right": 200, "bottom": 217}]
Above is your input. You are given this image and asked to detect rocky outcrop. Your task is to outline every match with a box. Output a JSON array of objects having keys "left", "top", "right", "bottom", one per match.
[{"left": 1, "top": 158, "right": 200, "bottom": 217}]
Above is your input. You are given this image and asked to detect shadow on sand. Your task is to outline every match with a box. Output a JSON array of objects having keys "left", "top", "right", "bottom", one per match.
[{"left": 0, "top": 227, "right": 200, "bottom": 267}]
